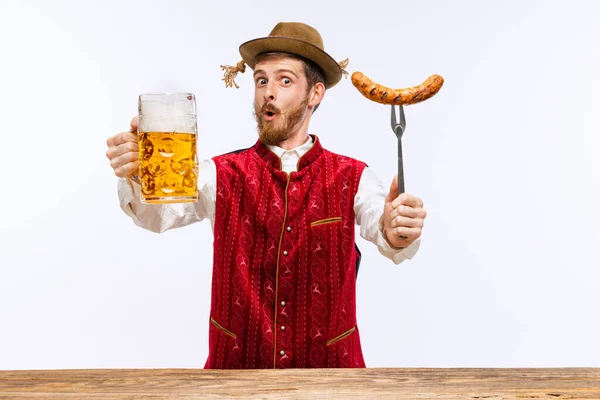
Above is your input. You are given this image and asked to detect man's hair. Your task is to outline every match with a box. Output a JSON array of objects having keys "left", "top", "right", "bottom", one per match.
[{"left": 254, "top": 52, "right": 325, "bottom": 113}]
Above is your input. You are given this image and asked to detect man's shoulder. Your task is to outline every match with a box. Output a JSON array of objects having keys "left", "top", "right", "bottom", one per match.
[
  {"left": 321, "top": 147, "right": 368, "bottom": 168},
  {"left": 213, "top": 146, "right": 254, "bottom": 161}
]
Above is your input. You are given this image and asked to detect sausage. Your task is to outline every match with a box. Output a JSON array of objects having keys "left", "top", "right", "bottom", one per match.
[{"left": 351, "top": 71, "right": 444, "bottom": 105}]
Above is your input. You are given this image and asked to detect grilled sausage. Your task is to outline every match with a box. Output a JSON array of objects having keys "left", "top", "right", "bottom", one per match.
[{"left": 351, "top": 71, "right": 444, "bottom": 105}]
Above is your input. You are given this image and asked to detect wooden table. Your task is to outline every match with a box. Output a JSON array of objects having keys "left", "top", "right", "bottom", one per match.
[{"left": 1, "top": 368, "right": 599, "bottom": 399}]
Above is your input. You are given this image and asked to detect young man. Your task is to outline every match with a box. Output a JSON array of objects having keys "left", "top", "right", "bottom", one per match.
[{"left": 106, "top": 22, "right": 427, "bottom": 369}]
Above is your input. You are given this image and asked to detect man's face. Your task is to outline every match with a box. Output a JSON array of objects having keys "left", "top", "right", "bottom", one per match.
[{"left": 253, "top": 57, "right": 311, "bottom": 146}]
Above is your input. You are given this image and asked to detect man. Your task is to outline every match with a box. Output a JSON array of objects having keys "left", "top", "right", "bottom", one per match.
[{"left": 106, "top": 22, "right": 427, "bottom": 369}]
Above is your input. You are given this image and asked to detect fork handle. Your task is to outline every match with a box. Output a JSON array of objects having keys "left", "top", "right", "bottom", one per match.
[{"left": 397, "top": 137, "right": 405, "bottom": 195}]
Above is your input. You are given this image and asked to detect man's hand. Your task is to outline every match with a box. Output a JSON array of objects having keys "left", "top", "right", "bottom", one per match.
[
  {"left": 106, "top": 117, "right": 139, "bottom": 178},
  {"left": 383, "top": 175, "right": 427, "bottom": 248}
]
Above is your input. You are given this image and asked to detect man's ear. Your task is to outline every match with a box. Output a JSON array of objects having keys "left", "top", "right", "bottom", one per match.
[{"left": 308, "top": 82, "right": 326, "bottom": 107}]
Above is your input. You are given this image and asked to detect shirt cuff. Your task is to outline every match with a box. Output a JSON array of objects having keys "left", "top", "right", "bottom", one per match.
[{"left": 118, "top": 177, "right": 145, "bottom": 226}]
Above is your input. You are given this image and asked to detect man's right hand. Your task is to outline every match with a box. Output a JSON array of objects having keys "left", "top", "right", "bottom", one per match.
[{"left": 106, "top": 116, "right": 139, "bottom": 178}]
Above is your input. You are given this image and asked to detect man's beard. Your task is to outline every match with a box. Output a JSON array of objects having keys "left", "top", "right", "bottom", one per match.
[{"left": 253, "top": 97, "right": 309, "bottom": 146}]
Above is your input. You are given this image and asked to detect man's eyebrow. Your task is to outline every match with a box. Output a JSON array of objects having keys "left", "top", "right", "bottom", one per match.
[
  {"left": 277, "top": 69, "right": 299, "bottom": 78},
  {"left": 253, "top": 69, "right": 299, "bottom": 78}
]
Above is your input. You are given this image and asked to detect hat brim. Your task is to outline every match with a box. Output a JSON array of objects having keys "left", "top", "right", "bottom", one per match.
[{"left": 239, "top": 37, "right": 342, "bottom": 89}]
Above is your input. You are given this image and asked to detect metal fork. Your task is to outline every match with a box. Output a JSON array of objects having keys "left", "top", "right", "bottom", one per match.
[{"left": 390, "top": 104, "right": 406, "bottom": 195}]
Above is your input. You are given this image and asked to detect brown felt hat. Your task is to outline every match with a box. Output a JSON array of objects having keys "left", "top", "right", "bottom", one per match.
[{"left": 238, "top": 22, "right": 346, "bottom": 89}]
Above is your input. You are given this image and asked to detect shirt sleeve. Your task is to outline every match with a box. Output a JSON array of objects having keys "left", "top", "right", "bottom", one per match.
[
  {"left": 118, "top": 159, "right": 217, "bottom": 233},
  {"left": 354, "top": 166, "right": 420, "bottom": 265}
]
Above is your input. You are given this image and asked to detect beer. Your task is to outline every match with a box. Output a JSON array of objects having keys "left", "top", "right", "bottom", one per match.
[
  {"left": 138, "top": 131, "right": 198, "bottom": 203},
  {"left": 137, "top": 92, "right": 198, "bottom": 204}
]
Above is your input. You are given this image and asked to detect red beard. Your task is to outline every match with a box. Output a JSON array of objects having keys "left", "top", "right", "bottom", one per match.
[{"left": 253, "top": 97, "right": 309, "bottom": 146}]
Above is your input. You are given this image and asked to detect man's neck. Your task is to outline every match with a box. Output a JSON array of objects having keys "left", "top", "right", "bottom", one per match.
[{"left": 277, "top": 114, "right": 312, "bottom": 150}]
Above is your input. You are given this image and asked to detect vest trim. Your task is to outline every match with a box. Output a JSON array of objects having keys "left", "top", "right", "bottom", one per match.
[
  {"left": 210, "top": 317, "right": 237, "bottom": 339},
  {"left": 272, "top": 173, "right": 291, "bottom": 368},
  {"left": 310, "top": 217, "right": 342, "bottom": 227},
  {"left": 326, "top": 326, "right": 357, "bottom": 346}
]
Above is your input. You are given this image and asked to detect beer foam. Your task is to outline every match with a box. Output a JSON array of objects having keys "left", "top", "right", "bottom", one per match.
[
  {"left": 138, "top": 93, "right": 197, "bottom": 133},
  {"left": 139, "top": 116, "right": 197, "bottom": 134}
]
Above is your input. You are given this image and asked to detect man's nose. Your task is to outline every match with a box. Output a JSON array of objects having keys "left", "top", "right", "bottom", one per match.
[{"left": 264, "top": 82, "right": 276, "bottom": 102}]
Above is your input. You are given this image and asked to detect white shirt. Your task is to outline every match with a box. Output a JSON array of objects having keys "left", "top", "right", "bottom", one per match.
[{"left": 118, "top": 137, "right": 420, "bottom": 264}]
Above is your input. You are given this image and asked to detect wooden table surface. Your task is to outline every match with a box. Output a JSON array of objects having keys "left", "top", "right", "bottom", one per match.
[{"left": 1, "top": 368, "right": 599, "bottom": 399}]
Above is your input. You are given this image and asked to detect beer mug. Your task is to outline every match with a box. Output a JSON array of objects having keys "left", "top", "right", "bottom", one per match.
[{"left": 137, "top": 93, "right": 198, "bottom": 204}]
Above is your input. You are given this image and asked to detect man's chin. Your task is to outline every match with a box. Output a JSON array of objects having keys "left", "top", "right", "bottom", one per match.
[
  {"left": 258, "top": 128, "right": 290, "bottom": 146},
  {"left": 258, "top": 133, "right": 279, "bottom": 146}
]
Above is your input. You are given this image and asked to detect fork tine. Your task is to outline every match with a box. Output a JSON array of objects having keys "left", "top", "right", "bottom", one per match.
[
  {"left": 390, "top": 104, "right": 406, "bottom": 135},
  {"left": 392, "top": 104, "right": 399, "bottom": 134},
  {"left": 399, "top": 104, "right": 406, "bottom": 130}
]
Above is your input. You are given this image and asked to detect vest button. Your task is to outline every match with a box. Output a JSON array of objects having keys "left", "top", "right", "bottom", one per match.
[
  {"left": 280, "top": 301, "right": 286, "bottom": 307},
  {"left": 280, "top": 350, "right": 285, "bottom": 356},
  {"left": 286, "top": 226, "right": 292, "bottom": 232},
  {"left": 283, "top": 250, "right": 288, "bottom": 256},
  {"left": 280, "top": 325, "right": 286, "bottom": 331}
]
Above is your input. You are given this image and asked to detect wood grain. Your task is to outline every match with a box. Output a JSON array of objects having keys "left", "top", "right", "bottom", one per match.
[{"left": 0, "top": 368, "right": 599, "bottom": 399}]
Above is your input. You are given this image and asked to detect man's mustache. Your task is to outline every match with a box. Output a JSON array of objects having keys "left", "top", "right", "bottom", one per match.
[{"left": 260, "top": 103, "right": 286, "bottom": 115}]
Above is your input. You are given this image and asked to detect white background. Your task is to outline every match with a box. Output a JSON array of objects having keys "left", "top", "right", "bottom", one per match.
[{"left": 1, "top": 0, "right": 599, "bottom": 369}]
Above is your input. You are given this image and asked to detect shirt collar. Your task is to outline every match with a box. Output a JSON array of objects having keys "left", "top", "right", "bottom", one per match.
[
  {"left": 267, "top": 135, "right": 314, "bottom": 159},
  {"left": 254, "top": 134, "right": 323, "bottom": 172}
]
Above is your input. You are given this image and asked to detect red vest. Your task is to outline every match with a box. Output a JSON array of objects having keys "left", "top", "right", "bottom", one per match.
[{"left": 204, "top": 136, "right": 367, "bottom": 369}]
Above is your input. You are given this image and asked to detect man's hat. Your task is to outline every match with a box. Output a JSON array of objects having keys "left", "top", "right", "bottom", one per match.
[{"left": 221, "top": 22, "right": 348, "bottom": 89}]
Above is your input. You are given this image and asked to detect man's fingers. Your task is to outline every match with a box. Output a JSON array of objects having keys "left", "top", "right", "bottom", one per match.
[
  {"left": 110, "top": 151, "right": 139, "bottom": 172},
  {"left": 107, "top": 131, "right": 137, "bottom": 148},
  {"left": 114, "top": 160, "right": 140, "bottom": 178},
  {"left": 121, "top": 131, "right": 138, "bottom": 143},
  {"left": 391, "top": 215, "right": 424, "bottom": 229},
  {"left": 386, "top": 174, "right": 399, "bottom": 200},
  {"left": 106, "top": 141, "right": 138, "bottom": 160},
  {"left": 386, "top": 192, "right": 426, "bottom": 245},
  {"left": 392, "top": 226, "right": 422, "bottom": 240},
  {"left": 390, "top": 205, "right": 427, "bottom": 220},
  {"left": 130, "top": 116, "right": 138, "bottom": 132},
  {"left": 106, "top": 118, "right": 141, "bottom": 178},
  {"left": 106, "top": 135, "right": 117, "bottom": 148},
  {"left": 391, "top": 193, "right": 424, "bottom": 209}
]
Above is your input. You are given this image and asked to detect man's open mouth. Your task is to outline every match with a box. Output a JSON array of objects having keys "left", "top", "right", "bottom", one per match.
[{"left": 264, "top": 110, "right": 277, "bottom": 121}]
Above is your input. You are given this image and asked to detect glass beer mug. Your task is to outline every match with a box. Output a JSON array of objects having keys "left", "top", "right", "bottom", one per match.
[{"left": 137, "top": 93, "right": 198, "bottom": 204}]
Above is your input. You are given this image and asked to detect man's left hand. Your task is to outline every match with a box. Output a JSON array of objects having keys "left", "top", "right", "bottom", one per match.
[{"left": 383, "top": 175, "right": 427, "bottom": 249}]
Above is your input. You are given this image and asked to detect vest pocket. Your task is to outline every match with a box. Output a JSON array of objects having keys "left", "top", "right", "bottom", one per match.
[
  {"left": 210, "top": 317, "right": 237, "bottom": 339},
  {"left": 311, "top": 217, "right": 342, "bottom": 228},
  {"left": 326, "top": 326, "right": 356, "bottom": 346}
]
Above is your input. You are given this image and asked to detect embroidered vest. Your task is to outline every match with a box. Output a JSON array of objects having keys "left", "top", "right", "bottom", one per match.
[{"left": 204, "top": 136, "right": 367, "bottom": 369}]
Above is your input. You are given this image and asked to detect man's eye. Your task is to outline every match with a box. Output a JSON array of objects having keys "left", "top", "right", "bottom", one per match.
[
  {"left": 282, "top": 78, "right": 291, "bottom": 84},
  {"left": 257, "top": 78, "right": 266, "bottom": 85}
]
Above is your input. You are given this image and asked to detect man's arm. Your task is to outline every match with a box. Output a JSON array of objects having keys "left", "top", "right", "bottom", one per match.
[
  {"left": 107, "top": 116, "right": 216, "bottom": 233},
  {"left": 354, "top": 167, "right": 423, "bottom": 265},
  {"left": 118, "top": 159, "right": 216, "bottom": 233}
]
